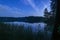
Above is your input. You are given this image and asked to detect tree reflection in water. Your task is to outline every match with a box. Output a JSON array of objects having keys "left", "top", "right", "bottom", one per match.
[{"left": 0, "top": 22, "right": 53, "bottom": 40}]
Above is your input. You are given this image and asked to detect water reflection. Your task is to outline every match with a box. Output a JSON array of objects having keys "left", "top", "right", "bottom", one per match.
[
  {"left": 4, "top": 22, "right": 52, "bottom": 40},
  {"left": 4, "top": 22, "right": 47, "bottom": 32}
]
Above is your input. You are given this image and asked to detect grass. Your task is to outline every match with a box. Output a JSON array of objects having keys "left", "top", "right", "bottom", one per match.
[{"left": 0, "top": 22, "right": 53, "bottom": 40}]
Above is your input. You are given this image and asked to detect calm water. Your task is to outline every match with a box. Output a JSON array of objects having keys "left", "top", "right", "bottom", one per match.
[
  {"left": 4, "top": 22, "right": 52, "bottom": 40},
  {"left": 4, "top": 22, "right": 48, "bottom": 32}
]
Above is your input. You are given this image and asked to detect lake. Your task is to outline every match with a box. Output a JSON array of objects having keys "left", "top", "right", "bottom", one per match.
[
  {"left": 4, "top": 22, "right": 47, "bottom": 32},
  {"left": 4, "top": 22, "right": 53, "bottom": 40}
]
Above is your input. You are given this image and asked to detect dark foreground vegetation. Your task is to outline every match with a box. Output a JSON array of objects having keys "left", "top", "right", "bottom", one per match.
[{"left": 0, "top": 22, "right": 53, "bottom": 40}]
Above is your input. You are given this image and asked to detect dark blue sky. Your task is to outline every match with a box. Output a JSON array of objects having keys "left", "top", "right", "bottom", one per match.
[{"left": 0, "top": 0, "right": 51, "bottom": 17}]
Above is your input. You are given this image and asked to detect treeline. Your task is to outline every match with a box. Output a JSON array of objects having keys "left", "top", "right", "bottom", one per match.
[{"left": 0, "top": 16, "right": 45, "bottom": 23}]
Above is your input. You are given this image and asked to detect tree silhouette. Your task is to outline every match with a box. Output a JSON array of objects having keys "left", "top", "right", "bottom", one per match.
[
  {"left": 44, "top": 8, "right": 49, "bottom": 18},
  {"left": 44, "top": 8, "right": 52, "bottom": 25},
  {"left": 50, "top": 0, "right": 59, "bottom": 40}
]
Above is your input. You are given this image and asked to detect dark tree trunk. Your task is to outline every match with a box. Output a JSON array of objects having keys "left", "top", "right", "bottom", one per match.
[{"left": 51, "top": 0, "right": 60, "bottom": 40}]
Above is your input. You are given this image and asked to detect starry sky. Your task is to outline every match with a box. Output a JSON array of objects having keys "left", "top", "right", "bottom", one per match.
[{"left": 0, "top": 0, "right": 51, "bottom": 17}]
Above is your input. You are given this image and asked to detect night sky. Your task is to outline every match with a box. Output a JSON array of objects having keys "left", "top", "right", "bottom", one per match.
[{"left": 0, "top": 0, "right": 51, "bottom": 17}]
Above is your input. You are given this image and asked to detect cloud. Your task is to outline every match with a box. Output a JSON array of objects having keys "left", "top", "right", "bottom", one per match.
[
  {"left": 27, "top": 0, "right": 50, "bottom": 16},
  {"left": 0, "top": 0, "right": 51, "bottom": 17},
  {"left": 41, "top": 0, "right": 51, "bottom": 12},
  {"left": 20, "top": 0, "right": 29, "bottom": 5},
  {"left": 20, "top": 0, "right": 42, "bottom": 16},
  {"left": 27, "top": 0, "right": 40, "bottom": 14},
  {"left": 21, "top": 0, "right": 50, "bottom": 16},
  {"left": 0, "top": 4, "right": 25, "bottom": 17},
  {"left": 0, "top": 4, "right": 40, "bottom": 17}
]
